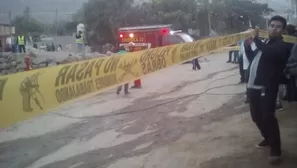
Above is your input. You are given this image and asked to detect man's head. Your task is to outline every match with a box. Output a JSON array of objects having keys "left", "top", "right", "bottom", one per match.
[{"left": 268, "top": 15, "right": 287, "bottom": 38}]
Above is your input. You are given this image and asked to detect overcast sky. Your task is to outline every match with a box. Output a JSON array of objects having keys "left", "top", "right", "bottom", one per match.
[{"left": 0, "top": 0, "right": 292, "bottom": 24}]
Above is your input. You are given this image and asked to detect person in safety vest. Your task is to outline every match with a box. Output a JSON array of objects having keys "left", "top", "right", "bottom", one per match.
[
  {"left": 116, "top": 46, "right": 130, "bottom": 95},
  {"left": 76, "top": 31, "right": 84, "bottom": 53},
  {"left": 129, "top": 42, "right": 142, "bottom": 89},
  {"left": 17, "top": 34, "right": 26, "bottom": 53}
]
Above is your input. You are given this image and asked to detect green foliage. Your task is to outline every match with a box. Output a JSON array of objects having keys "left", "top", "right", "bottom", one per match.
[
  {"left": 12, "top": 6, "right": 45, "bottom": 36},
  {"left": 77, "top": 0, "right": 273, "bottom": 44}
]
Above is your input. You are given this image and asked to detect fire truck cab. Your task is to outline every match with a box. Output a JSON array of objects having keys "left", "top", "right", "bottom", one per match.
[{"left": 118, "top": 24, "right": 193, "bottom": 51}]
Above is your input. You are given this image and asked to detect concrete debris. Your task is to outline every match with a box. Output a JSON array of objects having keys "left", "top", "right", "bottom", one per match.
[{"left": 0, "top": 50, "right": 109, "bottom": 76}]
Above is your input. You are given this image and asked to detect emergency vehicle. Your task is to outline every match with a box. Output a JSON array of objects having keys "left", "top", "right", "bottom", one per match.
[{"left": 118, "top": 24, "right": 193, "bottom": 51}]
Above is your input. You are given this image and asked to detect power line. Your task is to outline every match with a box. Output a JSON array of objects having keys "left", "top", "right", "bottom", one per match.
[
  {"left": 55, "top": 8, "right": 58, "bottom": 36},
  {"left": 0, "top": 11, "right": 74, "bottom": 15}
]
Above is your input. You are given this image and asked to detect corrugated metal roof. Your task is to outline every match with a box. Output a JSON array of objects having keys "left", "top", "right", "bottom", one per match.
[{"left": 119, "top": 24, "right": 172, "bottom": 31}]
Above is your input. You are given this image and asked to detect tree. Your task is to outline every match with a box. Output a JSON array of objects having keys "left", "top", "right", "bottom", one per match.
[
  {"left": 140, "top": 0, "right": 201, "bottom": 31},
  {"left": 12, "top": 6, "right": 45, "bottom": 40},
  {"left": 209, "top": 0, "right": 273, "bottom": 34},
  {"left": 80, "top": 0, "right": 136, "bottom": 44},
  {"left": 77, "top": 0, "right": 273, "bottom": 45}
]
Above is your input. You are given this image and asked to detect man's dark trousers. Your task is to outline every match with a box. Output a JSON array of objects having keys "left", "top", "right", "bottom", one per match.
[
  {"left": 19, "top": 45, "right": 26, "bottom": 53},
  {"left": 248, "top": 87, "right": 281, "bottom": 156},
  {"left": 238, "top": 57, "right": 244, "bottom": 82},
  {"left": 227, "top": 51, "right": 233, "bottom": 62},
  {"left": 228, "top": 50, "right": 239, "bottom": 63},
  {"left": 192, "top": 58, "right": 201, "bottom": 70}
]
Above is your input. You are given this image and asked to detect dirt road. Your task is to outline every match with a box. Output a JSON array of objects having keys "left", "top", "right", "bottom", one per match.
[{"left": 1, "top": 52, "right": 297, "bottom": 168}]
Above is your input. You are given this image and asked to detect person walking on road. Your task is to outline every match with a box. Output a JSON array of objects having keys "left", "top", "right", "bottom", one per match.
[
  {"left": 247, "top": 16, "right": 293, "bottom": 164},
  {"left": 192, "top": 58, "right": 201, "bottom": 70},
  {"left": 17, "top": 34, "right": 26, "bottom": 53},
  {"left": 116, "top": 46, "right": 130, "bottom": 95}
]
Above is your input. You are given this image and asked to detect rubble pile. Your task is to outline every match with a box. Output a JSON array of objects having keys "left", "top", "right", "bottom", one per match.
[
  {"left": 0, "top": 53, "right": 26, "bottom": 75},
  {"left": 0, "top": 50, "right": 109, "bottom": 76}
]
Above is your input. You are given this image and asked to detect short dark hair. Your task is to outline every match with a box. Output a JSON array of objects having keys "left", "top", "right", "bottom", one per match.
[{"left": 269, "top": 15, "right": 287, "bottom": 30}]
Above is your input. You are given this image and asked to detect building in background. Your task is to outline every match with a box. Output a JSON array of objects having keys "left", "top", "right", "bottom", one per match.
[{"left": 0, "top": 23, "right": 15, "bottom": 51}]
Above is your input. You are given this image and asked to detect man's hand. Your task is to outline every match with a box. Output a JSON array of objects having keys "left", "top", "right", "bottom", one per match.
[{"left": 254, "top": 27, "right": 260, "bottom": 38}]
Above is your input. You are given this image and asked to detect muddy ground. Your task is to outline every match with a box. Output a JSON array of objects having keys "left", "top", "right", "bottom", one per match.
[{"left": 1, "top": 52, "right": 297, "bottom": 168}]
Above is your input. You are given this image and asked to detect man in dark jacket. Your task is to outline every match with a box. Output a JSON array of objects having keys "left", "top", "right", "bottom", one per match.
[
  {"left": 283, "top": 24, "right": 297, "bottom": 102},
  {"left": 247, "top": 15, "right": 293, "bottom": 164}
]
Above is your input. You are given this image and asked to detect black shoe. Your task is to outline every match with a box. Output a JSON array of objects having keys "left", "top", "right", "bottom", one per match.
[
  {"left": 226, "top": 61, "right": 231, "bottom": 63},
  {"left": 256, "top": 140, "right": 269, "bottom": 149}
]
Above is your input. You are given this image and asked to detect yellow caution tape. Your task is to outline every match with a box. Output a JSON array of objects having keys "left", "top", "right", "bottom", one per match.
[
  {"left": 259, "top": 30, "right": 297, "bottom": 43},
  {"left": 0, "top": 29, "right": 295, "bottom": 128},
  {"left": 218, "top": 30, "right": 297, "bottom": 52}
]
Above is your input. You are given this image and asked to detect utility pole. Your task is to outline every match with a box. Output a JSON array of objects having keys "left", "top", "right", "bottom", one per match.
[
  {"left": 55, "top": 8, "right": 58, "bottom": 36},
  {"left": 204, "top": 0, "right": 211, "bottom": 36},
  {"left": 8, "top": 10, "right": 12, "bottom": 37}
]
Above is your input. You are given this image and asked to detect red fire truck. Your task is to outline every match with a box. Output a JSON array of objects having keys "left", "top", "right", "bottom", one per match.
[
  {"left": 118, "top": 25, "right": 194, "bottom": 88},
  {"left": 118, "top": 24, "right": 194, "bottom": 51}
]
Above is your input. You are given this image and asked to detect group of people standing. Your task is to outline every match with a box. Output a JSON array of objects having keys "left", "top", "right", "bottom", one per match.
[
  {"left": 235, "top": 15, "right": 297, "bottom": 164},
  {"left": 3, "top": 34, "right": 27, "bottom": 53}
]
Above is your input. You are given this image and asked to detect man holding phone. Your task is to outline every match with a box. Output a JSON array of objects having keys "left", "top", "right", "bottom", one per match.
[{"left": 247, "top": 16, "right": 293, "bottom": 164}]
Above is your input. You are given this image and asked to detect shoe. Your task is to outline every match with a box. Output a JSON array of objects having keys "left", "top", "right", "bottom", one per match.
[
  {"left": 256, "top": 140, "right": 269, "bottom": 149},
  {"left": 226, "top": 61, "right": 231, "bottom": 63},
  {"left": 276, "top": 104, "right": 283, "bottom": 111},
  {"left": 124, "top": 91, "right": 130, "bottom": 95},
  {"left": 268, "top": 156, "right": 282, "bottom": 165}
]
